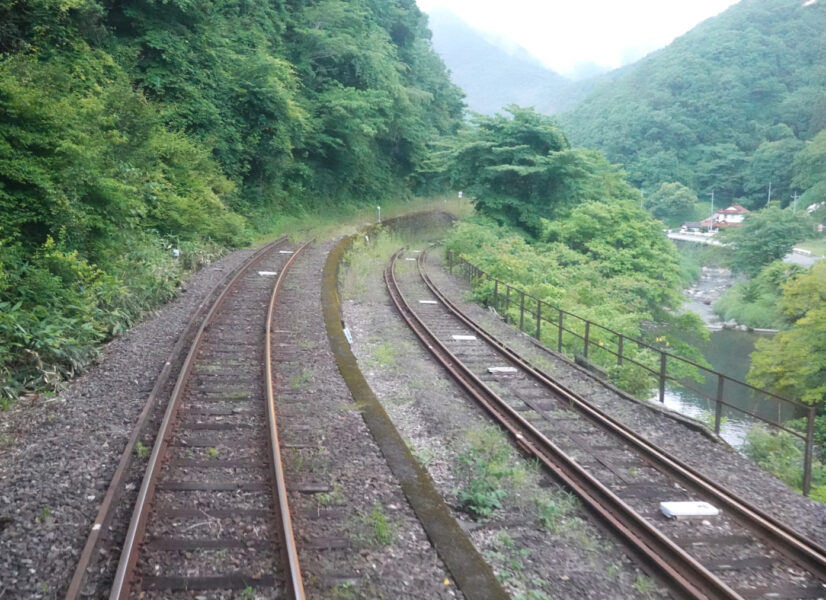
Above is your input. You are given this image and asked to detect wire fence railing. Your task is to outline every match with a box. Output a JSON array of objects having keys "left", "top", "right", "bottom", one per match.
[{"left": 446, "top": 249, "right": 817, "bottom": 495}]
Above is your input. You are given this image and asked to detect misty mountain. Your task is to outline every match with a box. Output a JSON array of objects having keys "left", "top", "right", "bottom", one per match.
[{"left": 424, "top": 8, "right": 594, "bottom": 115}]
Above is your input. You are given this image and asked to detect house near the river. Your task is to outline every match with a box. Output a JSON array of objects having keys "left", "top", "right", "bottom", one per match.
[{"left": 682, "top": 203, "right": 750, "bottom": 233}]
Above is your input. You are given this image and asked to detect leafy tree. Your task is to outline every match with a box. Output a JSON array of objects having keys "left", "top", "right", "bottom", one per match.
[
  {"left": 748, "top": 261, "right": 826, "bottom": 404},
  {"left": 743, "top": 136, "right": 804, "bottom": 209},
  {"left": 644, "top": 182, "right": 697, "bottom": 220},
  {"left": 714, "top": 260, "right": 803, "bottom": 328},
  {"left": 431, "top": 106, "right": 639, "bottom": 234},
  {"left": 542, "top": 200, "right": 683, "bottom": 316},
  {"left": 0, "top": 0, "right": 465, "bottom": 400},
  {"left": 721, "top": 206, "right": 811, "bottom": 277},
  {"left": 793, "top": 130, "right": 826, "bottom": 207}
]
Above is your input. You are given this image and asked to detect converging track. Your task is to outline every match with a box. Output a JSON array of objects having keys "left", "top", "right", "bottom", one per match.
[
  {"left": 68, "top": 238, "right": 308, "bottom": 599},
  {"left": 385, "top": 247, "right": 826, "bottom": 600}
]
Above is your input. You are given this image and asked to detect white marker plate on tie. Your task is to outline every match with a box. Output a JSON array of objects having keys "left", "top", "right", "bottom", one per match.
[
  {"left": 452, "top": 335, "right": 477, "bottom": 341},
  {"left": 405, "top": 258, "right": 417, "bottom": 261},
  {"left": 660, "top": 501, "right": 719, "bottom": 519},
  {"left": 258, "top": 271, "right": 278, "bottom": 276},
  {"left": 419, "top": 300, "right": 438, "bottom": 304},
  {"left": 488, "top": 367, "right": 518, "bottom": 374},
  {"left": 279, "top": 250, "right": 294, "bottom": 254}
]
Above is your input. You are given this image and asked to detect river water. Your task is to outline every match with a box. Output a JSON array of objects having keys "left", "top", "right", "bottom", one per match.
[{"left": 656, "top": 264, "right": 802, "bottom": 448}]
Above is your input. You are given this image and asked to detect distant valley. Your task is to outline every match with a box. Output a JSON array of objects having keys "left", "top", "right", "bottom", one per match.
[{"left": 424, "top": 8, "right": 615, "bottom": 116}]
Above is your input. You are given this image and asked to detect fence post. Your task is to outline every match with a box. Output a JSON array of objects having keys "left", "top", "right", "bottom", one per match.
[
  {"left": 505, "top": 286, "right": 511, "bottom": 322},
  {"left": 803, "top": 406, "right": 815, "bottom": 496},
  {"left": 714, "top": 375, "right": 724, "bottom": 434},
  {"left": 493, "top": 279, "right": 498, "bottom": 310},
  {"left": 519, "top": 292, "right": 525, "bottom": 330},
  {"left": 448, "top": 250, "right": 453, "bottom": 274},
  {"left": 535, "top": 300, "right": 542, "bottom": 339},
  {"left": 557, "top": 311, "right": 564, "bottom": 353},
  {"left": 658, "top": 352, "right": 667, "bottom": 403},
  {"left": 584, "top": 321, "right": 590, "bottom": 359},
  {"left": 617, "top": 334, "right": 623, "bottom": 366}
]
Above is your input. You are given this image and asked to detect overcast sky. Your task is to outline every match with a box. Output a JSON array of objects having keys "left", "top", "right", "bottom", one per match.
[{"left": 415, "top": 0, "right": 740, "bottom": 75}]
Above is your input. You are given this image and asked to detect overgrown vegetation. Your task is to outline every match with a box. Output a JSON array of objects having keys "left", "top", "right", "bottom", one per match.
[
  {"left": 742, "top": 425, "right": 826, "bottom": 500},
  {"left": 748, "top": 261, "right": 826, "bottom": 405},
  {"left": 714, "top": 260, "right": 803, "bottom": 329},
  {"left": 0, "top": 0, "right": 463, "bottom": 403},
  {"left": 444, "top": 214, "right": 708, "bottom": 398},
  {"left": 455, "top": 426, "right": 526, "bottom": 518}
]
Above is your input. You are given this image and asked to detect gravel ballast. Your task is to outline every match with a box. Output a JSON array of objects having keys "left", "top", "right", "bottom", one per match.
[
  {"left": 0, "top": 247, "right": 256, "bottom": 598},
  {"left": 341, "top": 237, "right": 669, "bottom": 599}
]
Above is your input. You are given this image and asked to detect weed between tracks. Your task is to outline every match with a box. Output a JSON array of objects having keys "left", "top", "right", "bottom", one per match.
[
  {"left": 339, "top": 228, "right": 406, "bottom": 302},
  {"left": 350, "top": 502, "right": 397, "bottom": 547},
  {"left": 288, "top": 370, "right": 312, "bottom": 389},
  {"left": 134, "top": 441, "right": 150, "bottom": 459}
]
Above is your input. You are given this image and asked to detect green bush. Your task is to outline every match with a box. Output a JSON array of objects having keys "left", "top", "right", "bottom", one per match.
[
  {"left": 456, "top": 427, "right": 522, "bottom": 519},
  {"left": 742, "top": 424, "right": 825, "bottom": 497}
]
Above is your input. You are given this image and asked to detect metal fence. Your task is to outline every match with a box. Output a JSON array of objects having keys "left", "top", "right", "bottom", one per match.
[{"left": 446, "top": 249, "right": 817, "bottom": 495}]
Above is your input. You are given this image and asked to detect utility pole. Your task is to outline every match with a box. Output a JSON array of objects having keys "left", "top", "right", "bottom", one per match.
[
  {"left": 708, "top": 189, "right": 715, "bottom": 233},
  {"left": 767, "top": 180, "right": 772, "bottom": 206}
]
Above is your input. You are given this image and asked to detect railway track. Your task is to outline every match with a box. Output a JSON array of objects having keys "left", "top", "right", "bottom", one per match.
[
  {"left": 385, "top": 247, "right": 826, "bottom": 600},
  {"left": 67, "top": 238, "right": 307, "bottom": 599}
]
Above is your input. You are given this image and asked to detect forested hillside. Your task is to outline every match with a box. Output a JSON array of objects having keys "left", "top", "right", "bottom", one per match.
[
  {"left": 0, "top": 0, "right": 463, "bottom": 398},
  {"left": 559, "top": 0, "right": 826, "bottom": 208}
]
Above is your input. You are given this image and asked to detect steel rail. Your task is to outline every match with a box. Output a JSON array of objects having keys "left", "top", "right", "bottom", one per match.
[
  {"left": 418, "top": 249, "right": 826, "bottom": 582},
  {"left": 385, "top": 250, "right": 738, "bottom": 600},
  {"left": 65, "top": 237, "right": 287, "bottom": 600},
  {"left": 265, "top": 241, "right": 311, "bottom": 599},
  {"left": 109, "top": 238, "right": 299, "bottom": 599}
]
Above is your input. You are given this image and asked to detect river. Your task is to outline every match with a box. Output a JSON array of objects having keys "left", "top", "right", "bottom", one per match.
[{"left": 657, "top": 263, "right": 801, "bottom": 448}]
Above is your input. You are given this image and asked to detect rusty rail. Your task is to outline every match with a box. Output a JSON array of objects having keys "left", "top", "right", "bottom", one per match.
[
  {"left": 423, "top": 249, "right": 826, "bottom": 584},
  {"left": 446, "top": 249, "right": 817, "bottom": 496},
  {"left": 385, "top": 249, "right": 740, "bottom": 599},
  {"left": 65, "top": 237, "right": 288, "bottom": 600},
  {"left": 108, "top": 240, "right": 307, "bottom": 599},
  {"left": 266, "top": 241, "right": 311, "bottom": 598}
]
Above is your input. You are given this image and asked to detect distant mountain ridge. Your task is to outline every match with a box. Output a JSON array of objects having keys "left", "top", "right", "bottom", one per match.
[
  {"left": 424, "top": 8, "right": 598, "bottom": 115},
  {"left": 557, "top": 0, "right": 826, "bottom": 206}
]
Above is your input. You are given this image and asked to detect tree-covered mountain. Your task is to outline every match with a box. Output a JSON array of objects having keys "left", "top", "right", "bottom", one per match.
[
  {"left": 558, "top": 0, "right": 826, "bottom": 209},
  {"left": 425, "top": 8, "right": 597, "bottom": 115},
  {"left": 0, "top": 0, "right": 463, "bottom": 397}
]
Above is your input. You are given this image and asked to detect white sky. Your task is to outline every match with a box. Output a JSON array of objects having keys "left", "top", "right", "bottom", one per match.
[{"left": 416, "top": 0, "right": 741, "bottom": 75}]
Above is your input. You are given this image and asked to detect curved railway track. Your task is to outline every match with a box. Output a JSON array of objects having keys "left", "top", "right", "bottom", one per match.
[
  {"left": 385, "top": 247, "right": 826, "bottom": 600},
  {"left": 67, "top": 238, "right": 308, "bottom": 599}
]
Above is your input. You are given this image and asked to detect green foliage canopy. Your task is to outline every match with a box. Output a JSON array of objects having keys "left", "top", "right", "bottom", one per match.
[
  {"left": 721, "top": 205, "right": 811, "bottom": 277},
  {"left": 430, "top": 106, "right": 640, "bottom": 235},
  {"left": 560, "top": 0, "right": 826, "bottom": 209},
  {"left": 0, "top": 0, "right": 464, "bottom": 399},
  {"left": 644, "top": 182, "right": 697, "bottom": 220},
  {"left": 748, "top": 261, "right": 826, "bottom": 405}
]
